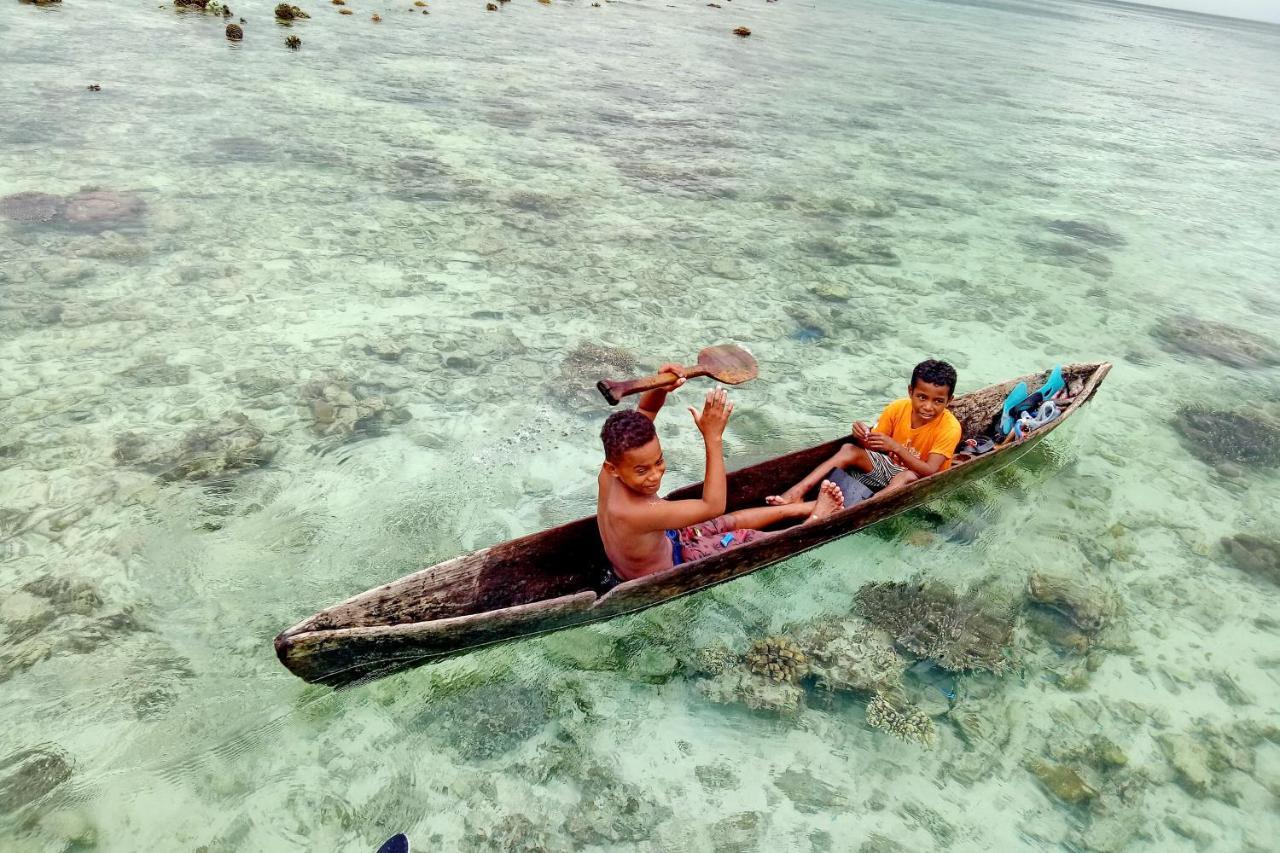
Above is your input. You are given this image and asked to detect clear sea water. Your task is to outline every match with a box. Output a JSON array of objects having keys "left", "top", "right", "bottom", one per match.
[{"left": 2, "top": 0, "right": 1279, "bottom": 850}]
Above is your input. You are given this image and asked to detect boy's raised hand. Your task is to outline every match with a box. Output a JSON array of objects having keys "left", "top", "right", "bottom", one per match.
[
  {"left": 689, "top": 387, "right": 732, "bottom": 440},
  {"left": 657, "top": 362, "right": 688, "bottom": 390}
]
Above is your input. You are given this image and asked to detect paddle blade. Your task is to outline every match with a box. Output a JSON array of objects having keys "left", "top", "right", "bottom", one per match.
[{"left": 697, "top": 344, "right": 757, "bottom": 385}]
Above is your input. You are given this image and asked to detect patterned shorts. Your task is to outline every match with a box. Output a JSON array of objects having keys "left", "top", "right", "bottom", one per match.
[
  {"left": 671, "top": 514, "right": 769, "bottom": 565},
  {"left": 850, "top": 450, "right": 905, "bottom": 491}
]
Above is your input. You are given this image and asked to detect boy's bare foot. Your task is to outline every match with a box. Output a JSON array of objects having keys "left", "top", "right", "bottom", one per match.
[
  {"left": 766, "top": 487, "right": 804, "bottom": 506},
  {"left": 803, "top": 480, "right": 844, "bottom": 524}
]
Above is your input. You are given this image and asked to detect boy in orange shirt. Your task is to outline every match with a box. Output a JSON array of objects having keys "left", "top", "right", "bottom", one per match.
[{"left": 768, "top": 360, "right": 962, "bottom": 504}]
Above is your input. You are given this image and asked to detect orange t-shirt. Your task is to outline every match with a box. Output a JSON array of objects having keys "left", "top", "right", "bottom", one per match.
[{"left": 874, "top": 398, "right": 962, "bottom": 471}]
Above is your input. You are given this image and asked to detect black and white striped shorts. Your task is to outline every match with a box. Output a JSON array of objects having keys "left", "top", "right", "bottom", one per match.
[{"left": 850, "top": 451, "right": 905, "bottom": 491}]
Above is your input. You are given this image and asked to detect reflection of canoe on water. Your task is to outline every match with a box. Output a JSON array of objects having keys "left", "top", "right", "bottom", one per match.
[{"left": 275, "top": 363, "right": 1112, "bottom": 686}]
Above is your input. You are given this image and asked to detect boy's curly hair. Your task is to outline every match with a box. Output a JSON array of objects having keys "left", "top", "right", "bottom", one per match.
[
  {"left": 601, "top": 410, "right": 656, "bottom": 462},
  {"left": 911, "top": 359, "right": 957, "bottom": 396}
]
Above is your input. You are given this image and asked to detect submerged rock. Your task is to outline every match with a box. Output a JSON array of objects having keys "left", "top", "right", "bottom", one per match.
[
  {"left": 854, "top": 579, "right": 1016, "bottom": 674},
  {"left": 124, "top": 356, "right": 190, "bottom": 387},
  {"left": 541, "top": 629, "right": 619, "bottom": 671},
  {"left": 564, "top": 761, "right": 670, "bottom": 845},
  {"left": 63, "top": 190, "right": 145, "bottom": 228},
  {"left": 274, "top": 3, "right": 308, "bottom": 20},
  {"left": 793, "top": 617, "right": 906, "bottom": 694},
  {"left": 1019, "top": 236, "right": 1113, "bottom": 277},
  {"left": 303, "top": 379, "right": 408, "bottom": 439},
  {"left": 697, "top": 671, "right": 804, "bottom": 716},
  {"left": 470, "top": 814, "right": 555, "bottom": 852},
  {"left": 625, "top": 646, "right": 679, "bottom": 682},
  {"left": 0, "top": 746, "right": 73, "bottom": 814},
  {"left": 1024, "top": 605, "right": 1091, "bottom": 654},
  {"left": 695, "top": 762, "right": 738, "bottom": 792},
  {"left": 0, "top": 592, "right": 56, "bottom": 642},
  {"left": 1050, "top": 734, "right": 1129, "bottom": 772},
  {"left": 773, "top": 768, "right": 849, "bottom": 814},
  {"left": 797, "top": 235, "right": 900, "bottom": 266},
  {"left": 175, "top": 0, "right": 232, "bottom": 12},
  {"left": 168, "top": 412, "right": 276, "bottom": 480},
  {"left": 1043, "top": 218, "right": 1126, "bottom": 247},
  {"left": 1175, "top": 406, "right": 1280, "bottom": 468},
  {"left": 549, "top": 341, "right": 638, "bottom": 408},
  {"left": 364, "top": 338, "right": 404, "bottom": 361},
  {"left": 1153, "top": 316, "right": 1280, "bottom": 369},
  {"left": 1027, "top": 759, "right": 1098, "bottom": 806},
  {"left": 113, "top": 412, "right": 276, "bottom": 481},
  {"left": 1221, "top": 533, "right": 1280, "bottom": 587},
  {"left": 226, "top": 22, "right": 243, "bottom": 40},
  {"left": 418, "top": 680, "right": 553, "bottom": 760},
  {"left": 1, "top": 191, "right": 64, "bottom": 223},
  {"left": 39, "top": 808, "right": 98, "bottom": 847},
  {"left": 1026, "top": 570, "right": 1119, "bottom": 634},
  {"left": 1158, "top": 734, "right": 1214, "bottom": 798}
]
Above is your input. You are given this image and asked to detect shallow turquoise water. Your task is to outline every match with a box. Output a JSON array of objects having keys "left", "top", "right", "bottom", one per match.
[{"left": 2, "top": 0, "right": 1279, "bottom": 850}]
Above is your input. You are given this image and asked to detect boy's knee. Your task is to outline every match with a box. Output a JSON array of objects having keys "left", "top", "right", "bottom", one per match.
[{"left": 837, "top": 443, "right": 860, "bottom": 463}]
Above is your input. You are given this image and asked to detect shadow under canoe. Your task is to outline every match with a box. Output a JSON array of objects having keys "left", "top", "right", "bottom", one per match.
[{"left": 275, "top": 362, "right": 1112, "bottom": 686}]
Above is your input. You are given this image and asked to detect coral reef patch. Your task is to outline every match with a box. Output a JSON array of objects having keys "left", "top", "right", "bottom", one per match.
[
  {"left": 865, "top": 692, "right": 937, "bottom": 745},
  {"left": 1, "top": 191, "right": 65, "bottom": 223},
  {"left": 1153, "top": 316, "right": 1280, "bottom": 369},
  {"left": 548, "top": 341, "right": 637, "bottom": 408},
  {"left": 1175, "top": 406, "right": 1280, "bottom": 469},
  {"left": 113, "top": 411, "right": 277, "bottom": 481},
  {"left": 854, "top": 579, "right": 1017, "bottom": 674}
]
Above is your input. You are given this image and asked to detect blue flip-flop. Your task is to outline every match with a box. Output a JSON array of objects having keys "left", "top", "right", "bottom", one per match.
[
  {"left": 1034, "top": 365, "right": 1065, "bottom": 402},
  {"left": 999, "top": 381, "right": 1030, "bottom": 437}
]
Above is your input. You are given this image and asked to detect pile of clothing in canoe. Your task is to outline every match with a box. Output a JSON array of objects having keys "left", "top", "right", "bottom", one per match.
[{"left": 957, "top": 365, "right": 1073, "bottom": 460}]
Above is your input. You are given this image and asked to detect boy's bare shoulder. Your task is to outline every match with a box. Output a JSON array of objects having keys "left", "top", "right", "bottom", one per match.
[{"left": 598, "top": 476, "right": 647, "bottom": 519}]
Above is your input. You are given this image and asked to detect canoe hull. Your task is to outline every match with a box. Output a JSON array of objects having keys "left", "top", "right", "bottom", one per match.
[{"left": 276, "top": 362, "right": 1111, "bottom": 686}]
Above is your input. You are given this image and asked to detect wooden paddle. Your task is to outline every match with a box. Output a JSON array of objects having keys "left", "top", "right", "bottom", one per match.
[{"left": 596, "top": 344, "right": 758, "bottom": 405}]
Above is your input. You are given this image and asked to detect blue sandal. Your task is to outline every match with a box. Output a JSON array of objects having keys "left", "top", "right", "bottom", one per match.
[
  {"left": 1035, "top": 365, "right": 1065, "bottom": 402},
  {"left": 999, "top": 381, "right": 1030, "bottom": 437}
]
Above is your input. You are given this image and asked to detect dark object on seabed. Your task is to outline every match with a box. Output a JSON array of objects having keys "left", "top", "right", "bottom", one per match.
[
  {"left": 377, "top": 834, "right": 409, "bottom": 853},
  {"left": 274, "top": 363, "right": 1112, "bottom": 686},
  {"left": 1175, "top": 406, "right": 1280, "bottom": 468},
  {"left": 1221, "top": 534, "right": 1280, "bottom": 587},
  {"left": 86, "top": 83, "right": 101, "bottom": 91},
  {"left": 226, "top": 22, "right": 243, "bottom": 40},
  {"left": 286, "top": 34, "right": 301, "bottom": 49}
]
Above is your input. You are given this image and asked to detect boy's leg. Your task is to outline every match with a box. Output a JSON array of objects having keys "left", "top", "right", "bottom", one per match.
[
  {"left": 878, "top": 469, "right": 918, "bottom": 496},
  {"left": 681, "top": 483, "right": 846, "bottom": 562},
  {"left": 724, "top": 501, "right": 815, "bottom": 530},
  {"left": 767, "top": 443, "right": 875, "bottom": 505}
]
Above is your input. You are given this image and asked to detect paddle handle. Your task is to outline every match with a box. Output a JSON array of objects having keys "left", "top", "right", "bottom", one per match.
[{"left": 597, "top": 365, "right": 709, "bottom": 406}]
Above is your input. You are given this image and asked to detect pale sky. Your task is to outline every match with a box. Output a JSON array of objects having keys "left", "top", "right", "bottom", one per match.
[{"left": 1141, "top": 0, "right": 1280, "bottom": 24}]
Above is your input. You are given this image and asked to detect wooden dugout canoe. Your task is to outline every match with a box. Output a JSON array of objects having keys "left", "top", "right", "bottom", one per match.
[{"left": 275, "top": 362, "right": 1112, "bottom": 686}]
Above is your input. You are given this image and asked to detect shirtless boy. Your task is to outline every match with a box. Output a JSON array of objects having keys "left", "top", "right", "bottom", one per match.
[
  {"left": 768, "top": 359, "right": 962, "bottom": 506},
  {"left": 597, "top": 365, "right": 843, "bottom": 582}
]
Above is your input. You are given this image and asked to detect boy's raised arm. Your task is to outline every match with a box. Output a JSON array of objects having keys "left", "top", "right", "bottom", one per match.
[
  {"left": 636, "top": 363, "right": 688, "bottom": 421},
  {"left": 624, "top": 388, "right": 732, "bottom": 532}
]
